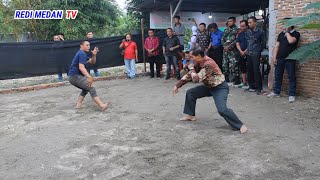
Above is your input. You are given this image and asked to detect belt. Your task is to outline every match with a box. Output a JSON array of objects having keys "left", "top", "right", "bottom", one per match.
[{"left": 212, "top": 45, "right": 222, "bottom": 49}]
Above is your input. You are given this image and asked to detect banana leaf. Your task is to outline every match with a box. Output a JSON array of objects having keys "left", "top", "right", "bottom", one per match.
[
  {"left": 283, "top": 13, "right": 320, "bottom": 28},
  {"left": 286, "top": 40, "right": 320, "bottom": 63},
  {"left": 304, "top": 2, "right": 320, "bottom": 10}
]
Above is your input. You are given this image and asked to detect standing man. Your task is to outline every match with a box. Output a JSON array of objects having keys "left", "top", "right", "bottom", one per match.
[
  {"left": 267, "top": 26, "right": 300, "bottom": 103},
  {"left": 172, "top": 46, "right": 247, "bottom": 134},
  {"left": 68, "top": 40, "right": 109, "bottom": 111},
  {"left": 236, "top": 20, "right": 249, "bottom": 88},
  {"left": 245, "top": 17, "right": 265, "bottom": 95},
  {"left": 163, "top": 28, "right": 181, "bottom": 80},
  {"left": 221, "top": 17, "right": 240, "bottom": 84},
  {"left": 173, "top": 15, "right": 186, "bottom": 52},
  {"left": 144, "top": 29, "right": 161, "bottom": 79},
  {"left": 86, "top": 31, "right": 100, "bottom": 77},
  {"left": 196, "top": 23, "right": 210, "bottom": 54},
  {"left": 53, "top": 34, "right": 66, "bottom": 82},
  {"left": 208, "top": 23, "right": 224, "bottom": 71}
]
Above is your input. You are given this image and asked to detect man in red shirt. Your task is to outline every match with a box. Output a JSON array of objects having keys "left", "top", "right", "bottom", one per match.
[{"left": 144, "top": 29, "right": 161, "bottom": 79}]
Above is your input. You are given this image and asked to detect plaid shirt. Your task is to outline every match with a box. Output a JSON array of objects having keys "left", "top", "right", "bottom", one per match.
[{"left": 144, "top": 36, "right": 160, "bottom": 57}]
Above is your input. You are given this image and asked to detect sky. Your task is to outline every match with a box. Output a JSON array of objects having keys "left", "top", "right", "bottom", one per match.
[{"left": 115, "top": 0, "right": 126, "bottom": 10}]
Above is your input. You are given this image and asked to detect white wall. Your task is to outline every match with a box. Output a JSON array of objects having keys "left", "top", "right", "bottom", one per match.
[{"left": 150, "top": 11, "right": 243, "bottom": 29}]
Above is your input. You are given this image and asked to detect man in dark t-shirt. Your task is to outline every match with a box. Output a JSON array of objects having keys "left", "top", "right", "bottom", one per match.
[
  {"left": 267, "top": 26, "right": 300, "bottom": 103},
  {"left": 236, "top": 20, "right": 249, "bottom": 88},
  {"left": 68, "top": 40, "right": 109, "bottom": 111},
  {"left": 162, "top": 28, "right": 181, "bottom": 80}
]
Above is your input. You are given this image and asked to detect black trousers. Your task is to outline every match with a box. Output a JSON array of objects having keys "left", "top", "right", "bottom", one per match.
[
  {"left": 183, "top": 82, "right": 243, "bottom": 130},
  {"left": 208, "top": 46, "right": 223, "bottom": 71},
  {"left": 247, "top": 54, "right": 262, "bottom": 91},
  {"left": 148, "top": 55, "right": 161, "bottom": 78}
]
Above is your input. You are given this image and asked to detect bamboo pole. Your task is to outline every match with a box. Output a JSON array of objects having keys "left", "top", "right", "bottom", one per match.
[{"left": 141, "top": 18, "right": 146, "bottom": 72}]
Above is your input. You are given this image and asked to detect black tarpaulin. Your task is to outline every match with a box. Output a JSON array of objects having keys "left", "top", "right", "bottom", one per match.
[{"left": 0, "top": 31, "right": 167, "bottom": 80}]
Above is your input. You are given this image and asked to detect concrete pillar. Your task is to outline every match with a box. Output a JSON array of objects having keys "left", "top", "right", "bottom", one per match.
[{"left": 267, "top": 0, "right": 277, "bottom": 90}]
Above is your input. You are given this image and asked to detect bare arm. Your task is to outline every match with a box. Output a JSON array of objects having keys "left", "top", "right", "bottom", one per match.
[
  {"left": 286, "top": 33, "right": 297, "bottom": 44},
  {"left": 135, "top": 48, "right": 138, "bottom": 60},
  {"left": 87, "top": 47, "right": 99, "bottom": 64},
  {"left": 79, "top": 64, "right": 91, "bottom": 78},
  {"left": 208, "top": 42, "right": 212, "bottom": 50},
  {"left": 273, "top": 42, "right": 280, "bottom": 64}
]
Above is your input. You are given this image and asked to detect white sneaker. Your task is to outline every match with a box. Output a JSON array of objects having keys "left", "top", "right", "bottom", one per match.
[
  {"left": 267, "top": 92, "right": 280, "bottom": 98},
  {"left": 289, "top": 96, "right": 296, "bottom": 103}
]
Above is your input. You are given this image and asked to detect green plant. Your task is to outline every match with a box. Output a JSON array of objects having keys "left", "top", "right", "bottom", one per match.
[
  {"left": 281, "top": 2, "right": 320, "bottom": 63},
  {"left": 0, "top": 0, "right": 120, "bottom": 41}
]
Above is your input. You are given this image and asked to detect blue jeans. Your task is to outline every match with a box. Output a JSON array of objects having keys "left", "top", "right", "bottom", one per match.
[
  {"left": 165, "top": 55, "right": 180, "bottom": 79},
  {"left": 183, "top": 82, "right": 243, "bottom": 130},
  {"left": 124, "top": 59, "right": 136, "bottom": 78},
  {"left": 273, "top": 58, "right": 296, "bottom": 96},
  {"left": 89, "top": 69, "right": 99, "bottom": 77}
]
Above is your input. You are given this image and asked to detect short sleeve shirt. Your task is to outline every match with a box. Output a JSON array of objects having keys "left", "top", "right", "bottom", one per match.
[
  {"left": 236, "top": 32, "right": 248, "bottom": 51},
  {"left": 123, "top": 41, "right": 137, "bottom": 60},
  {"left": 173, "top": 24, "right": 186, "bottom": 45},
  {"left": 276, "top": 31, "right": 300, "bottom": 59},
  {"left": 210, "top": 29, "right": 224, "bottom": 47},
  {"left": 68, "top": 50, "right": 89, "bottom": 76},
  {"left": 163, "top": 36, "right": 180, "bottom": 56},
  {"left": 196, "top": 31, "right": 210, "bottom": 50}
]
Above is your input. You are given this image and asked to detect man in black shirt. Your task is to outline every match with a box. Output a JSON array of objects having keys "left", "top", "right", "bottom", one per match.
[
  {"left": 163, "top": 28, "right": 181, "bottom": 80},
  {"left": 267, "top": 26, "right": 300, "bottom": 103}
]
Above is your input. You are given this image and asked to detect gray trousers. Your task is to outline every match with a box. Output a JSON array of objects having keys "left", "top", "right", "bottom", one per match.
[
  {"left": 68, "top": 75, "right": 97, "bottom": 97},
  {"left": 183, "top": 82, "right": 243, "bottom": 130}
]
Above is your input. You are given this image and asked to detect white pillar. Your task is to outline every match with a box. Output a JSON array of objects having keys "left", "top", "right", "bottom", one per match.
[
  {"left": 170, "top": 3, "right": 173, "bottom": 29},
  {"left": 268, "top": 0, "right": 277, "bottom": 90}
]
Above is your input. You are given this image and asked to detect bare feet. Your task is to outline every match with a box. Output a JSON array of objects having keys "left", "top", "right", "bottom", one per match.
[
  {"left": 180, "top": 115, "right": 197, "bottom": 121},
  {"left": 100, "top": 102, "right": 111, "bottom": 111},
  {"left": 76, "top": 103, "right": 82, "bottom": 109},
  {"left": 240, "top": 125, "right": 248, "bottom": 134}
]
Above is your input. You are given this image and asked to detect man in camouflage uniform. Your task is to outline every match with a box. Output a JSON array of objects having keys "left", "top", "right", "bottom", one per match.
[{"left": 222, "top": 17, "right": 241, "bottom": 85}]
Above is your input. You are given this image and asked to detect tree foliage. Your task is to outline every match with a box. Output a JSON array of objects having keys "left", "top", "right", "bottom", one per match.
[{"left": 0, "top": 0, "right": 120, "bottom": 41}]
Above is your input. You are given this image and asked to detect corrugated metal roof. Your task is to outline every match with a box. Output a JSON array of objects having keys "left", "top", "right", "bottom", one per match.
[{"left": 132, "top": 0, "right": 268, "bottom": 14}]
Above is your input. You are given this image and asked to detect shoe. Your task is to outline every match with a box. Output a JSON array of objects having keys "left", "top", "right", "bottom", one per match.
[
  {"left": 238, "top": 83, "right": 248, "bottom": 88},
  {"left": 233, "top": 76, "right": 241, "bottom": 85},
  {"left": 289, "top": 96, "right": 295, "bottom": 103},
  {"left": 149, "top": 76, "right": 154, "bottom": 79},
  {"left": 267, "top": 92, "right": 280, "bottom": 98},
  {"left": 245, "top": 88, "right": 256, "bottom": 92},
  {"left": 157, "top": 77, "right": 161, "bottom": 80},
  {"left": 257, "top": 90, "right": 262, "bottom": 95},
  {"left": 94, "top": 72, "right": 100, "bottom": 77}
]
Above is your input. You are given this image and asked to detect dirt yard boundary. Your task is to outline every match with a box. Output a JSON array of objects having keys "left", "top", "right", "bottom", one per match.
[{"left": 0, "top": 73, "right": 148, "bottom": 94}]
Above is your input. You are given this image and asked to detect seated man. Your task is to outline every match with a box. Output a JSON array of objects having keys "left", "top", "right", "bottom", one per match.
[{"left": 180, "top": 51, "right": 194, "bottom": 77}]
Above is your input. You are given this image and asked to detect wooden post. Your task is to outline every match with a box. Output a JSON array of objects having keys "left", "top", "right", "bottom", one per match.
[{"left": 141, "top": 18, "right": 146, "bottom": 72}]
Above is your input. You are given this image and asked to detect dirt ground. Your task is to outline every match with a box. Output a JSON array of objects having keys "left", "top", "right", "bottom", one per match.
[{"left": 0, "top": 77, "right": 320, "bottom": 180}]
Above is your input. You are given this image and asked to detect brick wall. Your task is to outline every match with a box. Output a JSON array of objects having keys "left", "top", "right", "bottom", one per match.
[{"left": 273, "top": 0, "right": 320, "bottom": 97}]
